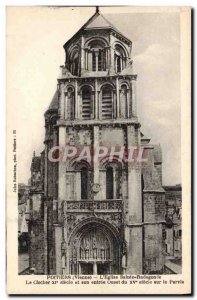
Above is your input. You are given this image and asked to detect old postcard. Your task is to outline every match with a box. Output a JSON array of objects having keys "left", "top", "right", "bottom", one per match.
[{"left": 6, "top": 6, "right": 191, "bottom": 294}]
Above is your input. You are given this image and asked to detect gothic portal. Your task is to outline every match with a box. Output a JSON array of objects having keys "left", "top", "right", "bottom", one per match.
[
  {"left": 29, "top": 7, "right": 166, "bottom": 275},
  {"left": 68, "top": 219, "right": 121, "bottom": 275}
]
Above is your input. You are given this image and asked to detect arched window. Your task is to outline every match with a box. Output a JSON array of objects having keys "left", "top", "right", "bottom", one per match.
[
  {"left": 101, "top": 85, "right": 113, "bottom": 119},
  {"left": 81, "top": 167, "right": 88, "bottom": 200},
  {"left": 106, "top": 163, "right": 122, "bottom": 200},
  {"left": 87, "top": 39, "right": 107, "bottom": 71},
  {"left": 120, "top": 84, "right": 127, "bottom": 118},
  {"left": 81, "top": 86, "right": 92, "bottom": 120},
  {"left": 106, "top": 166, "right": 113, "bottom": 199},
  {"left": 70, "top": 50, "right": 79, "bottom": 76},
  {"left": 67, "top": 87, "right": 75, "bottom": 120},
  {"left": 114, "top": 45, "right": 127, "bottom": 73}
]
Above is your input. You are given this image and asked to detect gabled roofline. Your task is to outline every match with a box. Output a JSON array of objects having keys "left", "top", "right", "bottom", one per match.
[{"left": 63, "top": 10, "right": 132, "bottom": 50}]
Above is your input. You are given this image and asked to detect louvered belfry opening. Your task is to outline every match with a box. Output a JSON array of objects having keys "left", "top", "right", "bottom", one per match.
[
  {"left": 101, "top": 85, "right": 113, "bottom": 119},
  {"left": 82, "top": 86, "right": 92, "bottom": 119}
]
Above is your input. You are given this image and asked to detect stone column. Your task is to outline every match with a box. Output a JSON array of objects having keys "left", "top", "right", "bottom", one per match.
[
  {"left": 78, "top": 91, "right": 82, "bottom": 120},
  {"left": 93, "top": 126, "right": 100, "bottom": 200},
  {"left": 112, "top": 91, "right": 116, "bottom": 119},
  {"left": 62, "top": 255, "right": 65, "bottom": 274},
  {"left": 107, "top": 47, "right": 110, "bottom": 70},
  {"left": 44, "top": 202, "right": 48, "bottom": 274},
  {"left": 100, "top": 170, "right": 106, "bottom": 199},
  {"left": 127, "top": 88, "right": 130, "bottom": 118},
  {"left": 58, "top": 126, "right": 66, "bottom": 202},
  {"left": 95, "top": 52, "right": 99, "bottom": 71},
  {"left": 110, "top": 46, "right": 114, "bottom": 71},
  {"left": 93, "top": 262, "right": 97, "bottom": 275},
  {"left": 125, "top": 124, "right": 143, "bottom": 274},
  {"left": 125, "top": 225, "right": 143, "bottom": 274},
  {"left": 89, "top": 50, "right": 92, "bottom": 71},
  {"left": 127, "top": 164, "right": 142, "bottom": 223},
  {"left": 127, "top": 124, "right": 141, "bottom": 222},
  {"left": 64, "top": 92, "right": 68, "bottom": 120},
  {"left": 85, "top": 49, "right": 88, "bottom": 70},
  {"left": 54, "top": 225, "right": 63, "bottom": 274},
  {"left": 95, "top": 78, "right": 98, "bottom": 119},
  {"left": 78, "top": 263, "right": 81, "bottom": 275},
  {"left": 44, "top": 144, "right": 48, "bottom": 196},
  {"left": 81, "top": 35, "right": 85, "bottom": 72},
  {"left": 98, "top": 90, "right": 101, "bottom": 120},
  {"left": 76, "top": 172, "right": 81, "bottom": 200},
  {"left": 116, "top": 77, "right": 120, "bottom": 118},
  {"left": 131, "top": 79, "right": 137, "bottom": 117},
  {"left": 75, "top": 80, "right": 78, "bottom": 119},
  {"left": 113, "top": 169, "right": 117, "bottom": 199},
  {"left": 59, "top": 83, "right": 65, "bottom": 120}
]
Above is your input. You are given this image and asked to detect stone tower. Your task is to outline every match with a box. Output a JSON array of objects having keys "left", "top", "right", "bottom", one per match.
[{"left": 29, "top": 7, "right": 166, "bottom": 275}]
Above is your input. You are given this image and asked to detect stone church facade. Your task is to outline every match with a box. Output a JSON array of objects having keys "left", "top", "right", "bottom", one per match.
[{"left": 28, "top": 8, "right": 166, "bottom": 275}]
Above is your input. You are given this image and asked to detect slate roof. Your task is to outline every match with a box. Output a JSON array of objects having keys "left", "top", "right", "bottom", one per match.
[
  {"left": 63, "top": 10, "right": 131, "bottom": 49},
  {"left": 86, "top": 13, "right": 118, "bottom": 30},
  {"left": 47, "top": 89, "right": 59, "bottom": 111}
]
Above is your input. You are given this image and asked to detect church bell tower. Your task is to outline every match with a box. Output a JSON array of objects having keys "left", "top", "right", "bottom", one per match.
[{"left": 30, "top": 7, "right": 166, "bottom": 275}]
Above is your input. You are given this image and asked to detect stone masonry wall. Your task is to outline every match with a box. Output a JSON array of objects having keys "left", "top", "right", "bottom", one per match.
[
  {"left": 29, "top": 221, "right": 45, "bottom": 274},
  {"left": 143, "top": 223, "right": 165, "bottom": 274}
]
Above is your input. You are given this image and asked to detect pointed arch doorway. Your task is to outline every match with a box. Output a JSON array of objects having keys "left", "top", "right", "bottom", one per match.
[{"left": 69, "top": 220, "right": 121, "bottom": 275}]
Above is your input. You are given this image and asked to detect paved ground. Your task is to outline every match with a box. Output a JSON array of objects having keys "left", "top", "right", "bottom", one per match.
[
  {"left": 165, "top": 257, "right": 182, "bottom": 274},
  {"left": 18, "top": 253, "right": 29, "bottom": 274}
]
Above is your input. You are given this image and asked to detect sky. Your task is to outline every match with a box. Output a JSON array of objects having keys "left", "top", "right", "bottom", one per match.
[{"left": 7, "top": 6, "right": 181, "bottom": 185}]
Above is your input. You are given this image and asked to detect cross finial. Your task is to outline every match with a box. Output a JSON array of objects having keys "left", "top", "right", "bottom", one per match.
[
  {"left": 96, "top": 6, "right": 99, "bottom": 13},
  {"left": 33, "top": 151, "right": 35, "bottom": 157}
]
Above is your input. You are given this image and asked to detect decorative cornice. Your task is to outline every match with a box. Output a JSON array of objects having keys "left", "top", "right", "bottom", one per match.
[
  {"left": 125, "top": 221, "right": 166, "bottom": 227},
  {"left": 58, "top": 74, "right": 137, "bottom": 82},
  {"left": 143, "top": 189, "right": 165, "bottom": 194},
  {"left": 56, "top": 118, "right": 140, "bottom": 128}
]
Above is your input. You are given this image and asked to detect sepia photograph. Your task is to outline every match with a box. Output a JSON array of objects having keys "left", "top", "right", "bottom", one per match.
[{"left": 6, "top": 5, "right": 191, "bottom": 294}]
